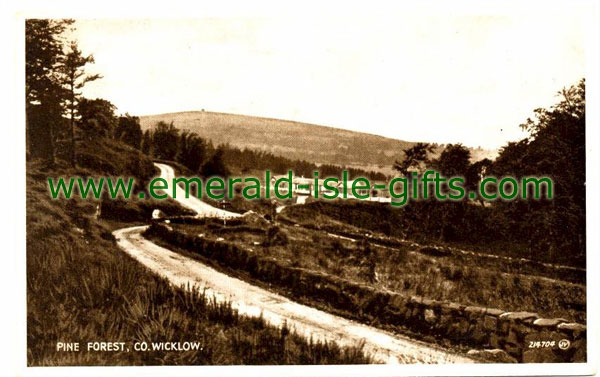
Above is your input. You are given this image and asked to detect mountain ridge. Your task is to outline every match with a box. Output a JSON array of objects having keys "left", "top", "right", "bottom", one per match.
[{"left": 139, "top": 111, "right": 497, "bottom": 175}]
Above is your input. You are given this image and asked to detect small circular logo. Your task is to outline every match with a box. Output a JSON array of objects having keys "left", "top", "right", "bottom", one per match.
[{"left": 558, "top": 339, "right": 571, "bottom": 350}]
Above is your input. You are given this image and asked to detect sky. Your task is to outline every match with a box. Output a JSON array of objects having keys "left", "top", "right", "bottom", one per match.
[{"left": 69, "top": 14, "right": 586, "bottom": 149}]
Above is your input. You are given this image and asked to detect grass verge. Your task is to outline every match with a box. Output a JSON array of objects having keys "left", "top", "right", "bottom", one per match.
[{"left": 27, "top": 139, "right": 372, "bottom": 365}]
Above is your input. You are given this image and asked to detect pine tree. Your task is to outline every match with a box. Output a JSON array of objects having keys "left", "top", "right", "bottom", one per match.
[
  {"left": 25, "top": 19, "right": 73, "bottom": 163},
  {"left": 56, "top": 41, "right": 101, "bottom": 167}
]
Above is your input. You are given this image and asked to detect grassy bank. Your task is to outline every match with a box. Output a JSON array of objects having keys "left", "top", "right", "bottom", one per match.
[{"left": 26, "top": 139, "right": 372, "bottom": 365}]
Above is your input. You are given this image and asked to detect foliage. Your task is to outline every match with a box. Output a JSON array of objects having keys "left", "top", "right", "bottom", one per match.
[
  {"left": 141, "top": 130, "right": 152, "bottom": 155},
  {"left": 432, "top": 143, "right": 471, "bottom": 177},
  {"left": 78, "top": 98, "right": 117, "bottom": 138},
  {"left": 220, "top": 144, "right": 388, "bottom": 180},
  {"left": 25, "top": 19, "right": 74, "bottom": 162},
  {"left": 393, "top": 142, "right": 434, "bottom": 175},
  {"left": 151, "top": 121, "right": 180, "bottom": 160},
  {"left": 200, "top": 147, "right": 230, "bottom": 177},
  {"left": 387, "top": 79, "right": 585, "bottom": 265},
  {"left": 490, "top": 79, "right": 586, "bottom": 261},
  {"left": 176, "top": 131, "right": 207, "bottom": 172},
  {"left": 115, "top": 115, "right": 143, "bottom": 149},
  {"left": 56, "top": 41, "right": 102, "bottom": 167}
]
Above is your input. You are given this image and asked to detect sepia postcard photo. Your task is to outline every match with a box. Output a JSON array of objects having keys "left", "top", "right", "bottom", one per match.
[{"left": 8, "top": 0, "right": 599, "bottom": 376}]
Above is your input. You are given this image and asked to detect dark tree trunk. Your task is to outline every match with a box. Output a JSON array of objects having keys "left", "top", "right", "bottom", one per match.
[{"left": 69, "top": 80, "right": 76, "bottom": 168}]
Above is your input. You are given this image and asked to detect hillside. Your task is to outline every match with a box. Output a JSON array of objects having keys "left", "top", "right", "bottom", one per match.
[
  {"left": 140, "top": 111, "right": 497, "bottom": 175},
  {"left": 26, "top": 137, "right": 370, "bottom": 365}
]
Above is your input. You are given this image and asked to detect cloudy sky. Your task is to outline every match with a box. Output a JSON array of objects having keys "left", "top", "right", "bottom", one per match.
[{"left": 69, "top": 13, "right": 586, "bottom": 149}]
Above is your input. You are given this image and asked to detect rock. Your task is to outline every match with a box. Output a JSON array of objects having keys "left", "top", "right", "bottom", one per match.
[
  {"left": 465, "top": 306, "right": 485, "bottom": 314},
  {"left": 485, "top": 308, "right": 505, "bottom": 316},
  {"left": 558, "top": 323, "right": 586, "bottom": 341},
  {"left": 483, "top": 315, "right": 497, "bottom": 331},
  {"left": 503, "top": 343, "right": 522, "bottom": 358},
  {"left": 441, "top": 302, "right": 463, "bottom": 314},
  {"left": 389, "top": 293, "right": 408, "bottom": 309},
  {"left": 533, "top": 318, "right": 567, "bottom": 328},
  {"left": 500, "top": 311, "right": 539, "bottom": 323},
  {"left": 456, "top": 318, "right": 470, "bottom": 336},
  {"left": 438, "top": 313, "right": 453, "bottom": 330},
  {"left": 465, "top": 306, "right": 486, "bottom": 317},
  {"left": 506, "top": 328, "right": 520, "bottom": 345},
  {"left": 424, "top": 309, "right": 436, "bottom": 323},
  {"left": 514, "top": 323, "right": 533, "bottom": 336},
  {"left": 489, "top": 333, "right": 502, "bottom": 349},
  {"left": 421, "top": 298, "right": 438, "bottom": 307},
  {"left": 557, "top": 322, "right": 586, "bottom": 333},
  {"left": 467, "top": 349, "right": 518, "bottom": 363},
  {"left": 448, "top": 319, "right": 470, "bottom": 340},
  {"left": 497, "top": 318, "right": 511, "bottom": 334},
  {"left": 152, "top": 209, "right": 166, "bottom": 219},
  {"left": 471, "top": 322, "right": 488, "bottom": 344}
]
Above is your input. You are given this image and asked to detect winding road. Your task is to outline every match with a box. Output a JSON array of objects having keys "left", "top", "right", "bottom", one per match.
[
  {"left": 154, "top": 163, "right": 241, "bottom": 219},
  {"left": 113, "top": 163, "right": 473, "bottom": 364}
]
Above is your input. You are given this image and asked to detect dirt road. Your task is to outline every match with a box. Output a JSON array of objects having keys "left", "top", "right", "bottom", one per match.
[
  {"left": 113, "top": 163, "right": 473, "bottom": 364},
  {"left": 114, "top": 225, "right": 473, "bottom": 364},
  {"left": 154, "top": 163, "right": 240, "bottom": 219}
]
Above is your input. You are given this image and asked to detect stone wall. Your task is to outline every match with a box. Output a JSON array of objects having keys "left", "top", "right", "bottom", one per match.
[
  {"left": 384, "top": 294, "right": 586, "bottom": 362},
  {"left": 146, "top": 223, "right": 586, "bottom": 363}
]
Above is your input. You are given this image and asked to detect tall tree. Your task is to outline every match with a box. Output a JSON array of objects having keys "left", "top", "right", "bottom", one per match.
[
  {"left": 430, "top": 143, "right": 473, "bottom": 240},
  {"left": 393, "top": 143, "right": 434, "bottom": 175},
  {"left": 151, "top": 121, "right": 179, "bottom": 160},
  {"left": 176, "top": 131, "right": 207, "bottom": 172},
  {"left": 56, "top": 41, "right": 101, "bottom": 167},
  {"left": 491, "top": 79, "right": 586, "bottom": 262},
  {"left": 25, "top": 19, "right": 73, "bottom": 163},
  {"left": 432, "top": 143, "right": 471, "bottom": 177}
]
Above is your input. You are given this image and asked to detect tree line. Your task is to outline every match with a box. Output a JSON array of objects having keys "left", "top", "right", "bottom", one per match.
[{"left": 392, "top": 79, "right": 585, "bottom": 264}]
